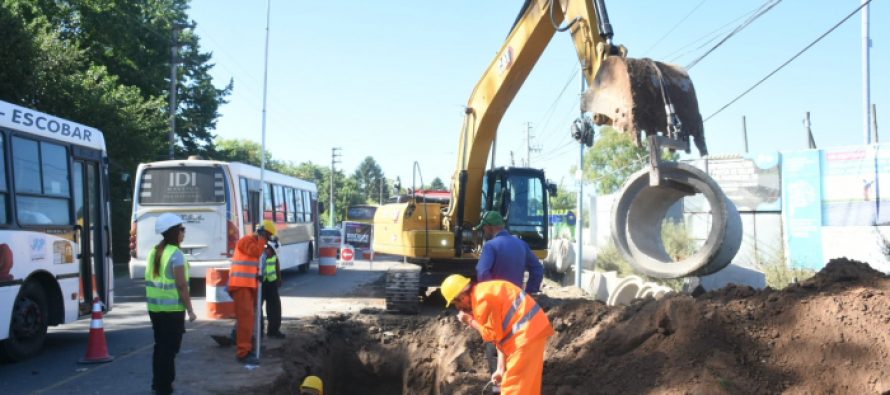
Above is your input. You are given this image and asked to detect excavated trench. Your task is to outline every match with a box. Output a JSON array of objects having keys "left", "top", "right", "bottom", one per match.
[{"left": 274, "top": 310, "right": 493, "bottom": 395}]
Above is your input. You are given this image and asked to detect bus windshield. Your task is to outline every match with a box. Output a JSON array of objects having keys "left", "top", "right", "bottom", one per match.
[{"left": 138, "top": 167, "right": 225, "bottom": 205}]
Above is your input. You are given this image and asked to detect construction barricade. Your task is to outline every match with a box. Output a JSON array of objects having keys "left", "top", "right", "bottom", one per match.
[
  {"left": 319, "top": 244, "right": 337, "bottom": 275},
  {"left": 206, "top": 268, "right": 235, "bottom": 319}
]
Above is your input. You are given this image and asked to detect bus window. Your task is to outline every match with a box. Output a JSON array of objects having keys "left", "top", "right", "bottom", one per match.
[
  {"left": 263, "top": 183, "right": 273, "bottom": 220},
  {"left": 273, "top": 184, "right": 285, "bottom": 223},
  {"left": 301, "top": 190, "right": 311, "bottom": 222},
  {"left": 240, "top": 177, "right": 250, "bottom": 222},
  {"left": 285, "top": 187, "right": 295, "bottom": 223},
  {"left": 293, "top": 188, "right": 304, "bottom": 223},
  {"left": 0, "top": 135, "right": 7, "bottom": 224},
  {"left": 138, "top": 167, "right": 225, "bottom": 205},
  {"left": 13, "top": 137, "right": 71, "bottom": 225}
]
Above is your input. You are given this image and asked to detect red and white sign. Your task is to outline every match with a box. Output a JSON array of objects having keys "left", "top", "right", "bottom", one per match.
[{"left": 340, "top": 245, "right": 355, "bottom": 263}]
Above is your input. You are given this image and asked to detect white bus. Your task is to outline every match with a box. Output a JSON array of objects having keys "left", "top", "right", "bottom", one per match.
[
  {"left": 128, "top": 159, "right": 319, "bottom": 280},
  {"left": 0, "top": 100, "right": 113, "bottom": 361}
]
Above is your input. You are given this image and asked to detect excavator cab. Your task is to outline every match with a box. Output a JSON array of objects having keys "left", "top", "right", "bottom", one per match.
[{"left": 479, "top": 168, "right": 550, "bottom": 253}]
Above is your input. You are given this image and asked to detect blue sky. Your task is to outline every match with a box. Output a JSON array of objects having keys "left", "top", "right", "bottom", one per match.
[{"left": 188, "top": 0, "right": 888, "bottom": 190}]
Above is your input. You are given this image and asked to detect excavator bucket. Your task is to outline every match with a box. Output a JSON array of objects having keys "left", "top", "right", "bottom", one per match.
[{"left": 583, "top": 57, "right": 707, "bottom": 156}]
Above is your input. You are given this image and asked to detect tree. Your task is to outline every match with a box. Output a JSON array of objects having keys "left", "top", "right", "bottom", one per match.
[
  {"left": 212, "top": 138, "right": 278, "bottom": 169},
  {"left": 549, "top": 183, "right": 576, "bottom": 212},
  {"left": 582, "top": 127, "right": 649, "bottom": 194},
  {"left": 429, "top": 177, "right": 447, "bottom": 191},
  {"left": 352, "top": 156, "right": 388, "bottom": 204},
  {"left": 0, "top": 1, "right": 230, "bottom": 263}
]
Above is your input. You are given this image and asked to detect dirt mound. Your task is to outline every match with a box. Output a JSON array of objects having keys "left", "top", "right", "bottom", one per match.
[{"left": 261, "top": 258, "right": 890, "bottom": 394}]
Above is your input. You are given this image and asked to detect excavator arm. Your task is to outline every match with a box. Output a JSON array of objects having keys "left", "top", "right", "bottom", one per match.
[{"left": 444, "top": 0, "right": 705, "bottom": 234}]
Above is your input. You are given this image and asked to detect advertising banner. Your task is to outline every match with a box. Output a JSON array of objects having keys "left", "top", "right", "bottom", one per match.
[
  {"left": 820, "top": 145, "right": 890, "bottom": 226},
  {"left": 781, "top": 150, "right": 823, "bottom": 269},
  {"left": 701, "top": 153, "right": 781, "bottom": 212},
  {"left": 342, "top": 221, "right": 373, "bottom": 258}
]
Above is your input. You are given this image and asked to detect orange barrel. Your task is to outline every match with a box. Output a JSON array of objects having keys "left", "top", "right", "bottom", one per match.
[
  {"left": 206, "top": 268, "right": 235, "bottom": 319},
  {"left": 319, "top": 245, "right": 338, "bottom": 276}
]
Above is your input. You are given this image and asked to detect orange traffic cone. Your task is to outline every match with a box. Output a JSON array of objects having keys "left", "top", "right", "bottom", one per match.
[{"left": 78, "top": 297, "right": 114, "bottom": 364}]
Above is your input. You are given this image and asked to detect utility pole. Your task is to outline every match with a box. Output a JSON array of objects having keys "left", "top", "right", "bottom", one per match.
[
  {"left": 862, "top": 0, "right": 872, "bottom": 144},
  {"left": 741, "top": 116, "right": 749, "bottom": 154},
  {"left": 525, "top": 122, "right": 541, "bottom": 167},
  {"left": 168, "top": 27, "right": 181, "bottom": 159},
  {"left": 873, "top": 104, "right": 879, "bottom": 143},
  {"left": 330, "top": 147, "right": 341, "bottom": 227},
  {"left": 804, "top": 112, "right": 817, "bottom": 149}
]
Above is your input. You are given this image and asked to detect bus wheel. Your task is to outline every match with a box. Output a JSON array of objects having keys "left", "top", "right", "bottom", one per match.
[
  {"left": 2, "top": 282, "right": 48, "bottom": 361},
  {"left": 299, "top": 246, "right": 311, "bottom": 273}
]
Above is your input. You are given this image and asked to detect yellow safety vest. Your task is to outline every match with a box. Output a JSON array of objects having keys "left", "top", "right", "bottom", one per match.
[
  {"left": 264, "top": 255, "right": 278, "bottom": 282},
  {"left": 145, "top": 245, "right": 189, "bottom": 312}
]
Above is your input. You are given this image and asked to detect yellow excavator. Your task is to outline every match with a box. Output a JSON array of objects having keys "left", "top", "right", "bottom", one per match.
[{"left": 374, "top": 0, "right": 740, "bottom": 313}]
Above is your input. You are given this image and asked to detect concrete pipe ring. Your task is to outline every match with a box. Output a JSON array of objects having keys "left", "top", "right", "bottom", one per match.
[
  {"left": 607, "top": 275, "right": 644, "bottom": 306},
  {"left": 611, "top": 162, "right": 742, "bottom": 279}
]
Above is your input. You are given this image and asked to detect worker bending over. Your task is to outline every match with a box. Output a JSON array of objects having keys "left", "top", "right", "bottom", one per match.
[{"left": 442, "top": 275, "right": 554, "bottom": 394}]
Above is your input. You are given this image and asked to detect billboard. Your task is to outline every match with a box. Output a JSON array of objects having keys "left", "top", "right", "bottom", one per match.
[
  {"left": 701, "top": 153, "right": 781, "bottom": 212},
  {"left": 781, "top": 150, "right": 823, "bottom": 269},
  {"left": 820, "top": 145, "right": 890, "bottom": 226}
]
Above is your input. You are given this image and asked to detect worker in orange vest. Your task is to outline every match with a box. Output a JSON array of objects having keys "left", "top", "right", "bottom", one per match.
[
  {"left": 441, "top": 274, "right": 554, "bottom": 395},
  {"left": 229, "top": 220, "right": 277, "bottom": 364}
]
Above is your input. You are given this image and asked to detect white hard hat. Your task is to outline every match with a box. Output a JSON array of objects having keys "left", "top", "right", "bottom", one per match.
[{"left": 155, "top": 213, "right": 183, "bottom": 234}]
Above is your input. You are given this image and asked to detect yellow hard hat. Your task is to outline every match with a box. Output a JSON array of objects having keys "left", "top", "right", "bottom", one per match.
[
  {"left": 300, "top": 375, "right": 323, "bottom": 394},
  {"left": 258, "top": 219, "right": 278, "bottom": 237},
  {"left": 441, "top": 274, "right": 471, "bottom": 307}
]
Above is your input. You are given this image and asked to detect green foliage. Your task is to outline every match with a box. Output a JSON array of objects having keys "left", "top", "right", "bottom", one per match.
[
  {"left": 0, "top": 0, "right": 230, "bottom": 263},
  {"left": 549, "top": 183, "right": 576, "bottom": 212},
  {"left": 352, "top": 157, "right": 388, "bottom": 204},
  {"left": 583, "top": 127, "right": 648, "bottom": 194},
  {"left": 429, "top": 177, "right": 446, "bottom": 191}
]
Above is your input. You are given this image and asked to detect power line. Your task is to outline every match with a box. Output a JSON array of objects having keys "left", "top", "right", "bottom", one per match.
[
  {"left": 643, "top": 0, "right": 709, "bottom": 56},
  {"left": 686, "top": 0, "right": 783, "bottom": 70},
  {"left": 704, "top": 0, "right": 873, "bottom": 123},
  {"left": 664, "top": 6, "right": 761, "bottom": 63}
]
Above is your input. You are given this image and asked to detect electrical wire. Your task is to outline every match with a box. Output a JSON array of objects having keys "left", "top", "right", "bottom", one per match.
[
  {"left": 686, "top": 0, "right": 782, "bottom": 70},
  {"left": 642, "top": 0, "right": 709, "bottom": 56},
  {"left": 663, "top": 6, "right": 761, "bottom": 63},
  {"left": 704, "top": 0, "right": 873, "bottom": 123}
]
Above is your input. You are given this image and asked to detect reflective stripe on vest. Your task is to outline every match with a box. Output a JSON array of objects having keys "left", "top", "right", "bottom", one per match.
[
  {"left": 145, "top": 245, "right": 189, "bottom": 312},
  {"left": 229, "top": 260, "right": 259, "bottom": 288},
  {"left": 264, "top": 256, "right": 278, "bottom": 282},
  {"left": 499, "top": 303, "right": 542, "bottom": 348}
]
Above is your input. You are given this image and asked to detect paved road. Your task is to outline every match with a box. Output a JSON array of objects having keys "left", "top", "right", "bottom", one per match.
[{"left": 0, "top": 258, "right": 398, "bottom": 395}]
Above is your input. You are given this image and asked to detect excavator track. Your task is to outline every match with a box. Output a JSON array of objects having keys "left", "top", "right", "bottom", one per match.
[{"left": 385, "top": 263, "right": 421, "bottom": 314}]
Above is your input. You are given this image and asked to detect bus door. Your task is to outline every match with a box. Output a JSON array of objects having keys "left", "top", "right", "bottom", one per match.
[{"left": 72, "top": 147, "right": 108, "bottom": 315}]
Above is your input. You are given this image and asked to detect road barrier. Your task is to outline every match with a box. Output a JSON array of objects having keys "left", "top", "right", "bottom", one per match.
[
  {"left": 206, "top": 268, "right": 235, "bottom": 319},
  {"left": 319, "top": 245, "right": 338, "bottom": 275},
  {"left": 78, "top": 298, "right": 114, "bottom": 364}
]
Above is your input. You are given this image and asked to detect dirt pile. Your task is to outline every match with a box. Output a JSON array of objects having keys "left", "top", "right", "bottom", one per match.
[{"left": 261, "top": 258, "right": 890, "bottom": 394}]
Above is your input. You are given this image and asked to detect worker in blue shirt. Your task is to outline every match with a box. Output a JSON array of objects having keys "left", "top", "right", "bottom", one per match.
[
  {"left": 473, "top": 211, "right": 545, "bottom": 393},
  {"left": 475, "top": 211, "right": 544, "bottom": 293}
]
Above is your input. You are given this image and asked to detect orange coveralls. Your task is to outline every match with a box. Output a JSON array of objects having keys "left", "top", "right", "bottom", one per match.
[
  {"left": 471, "top": 280, "right": 554, "bottom": 395},
  {"left": 229, "top": 234, "right": 266, "bottom": 359}
]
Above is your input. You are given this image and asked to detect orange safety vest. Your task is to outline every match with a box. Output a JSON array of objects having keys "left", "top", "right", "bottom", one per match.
[
  {"left": 471, "top": 280, "right": 554, "bottom": 356},
  {"left": 229, "top": 235, "right": 266, "bottom": 289}
]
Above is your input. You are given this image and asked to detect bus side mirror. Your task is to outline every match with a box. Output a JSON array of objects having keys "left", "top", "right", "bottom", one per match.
[
  {"left": 318, "top": 202, "right": 325, "bottom": 214},
  {"left": 547, "top": 183, "right": 557, "bottom": 197}
]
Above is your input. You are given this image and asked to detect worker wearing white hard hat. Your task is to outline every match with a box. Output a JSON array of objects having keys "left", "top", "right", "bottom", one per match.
[{"left": 146, "top": 213, "right": 196, "bottom": 395}]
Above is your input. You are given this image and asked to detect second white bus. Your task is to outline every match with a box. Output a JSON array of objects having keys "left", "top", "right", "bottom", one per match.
[{"left": 128, "top": 158, "right": 319, "bottom": 279}]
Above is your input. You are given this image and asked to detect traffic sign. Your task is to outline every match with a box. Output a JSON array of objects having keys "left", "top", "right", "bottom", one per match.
[{"left": 341, "top": 245, "right": 355, "bottom": 264}]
